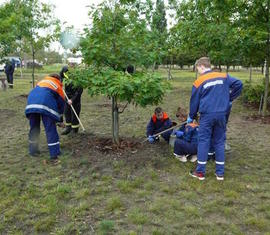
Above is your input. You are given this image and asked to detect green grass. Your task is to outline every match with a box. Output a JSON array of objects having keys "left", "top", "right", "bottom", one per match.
[{"left": 0, "top": 68, "right": 269, "bottom": 234}]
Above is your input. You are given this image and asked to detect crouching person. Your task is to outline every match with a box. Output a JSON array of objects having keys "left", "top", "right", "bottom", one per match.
[
  {"left": 146, "top": 107, "right": 173, "bottom": 143},
  {"left": 173, "top": 122, "right": 198, "bottom": 163},
  {"left": 25, "top": 74, "right": 65, "bottom": 164}
]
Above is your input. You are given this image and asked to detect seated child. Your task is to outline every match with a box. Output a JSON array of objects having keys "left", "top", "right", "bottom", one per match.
[{"left": 146, "top": 107, "right": 173, "bottom": 143}]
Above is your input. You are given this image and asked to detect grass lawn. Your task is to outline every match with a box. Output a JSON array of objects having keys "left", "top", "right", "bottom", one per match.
[{"left": 0, "top": 68, "right": 269, "bottom": 234}]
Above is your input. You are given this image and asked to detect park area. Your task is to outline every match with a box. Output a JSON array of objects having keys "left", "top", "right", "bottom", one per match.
[
  {"left": 0, "top": 67, "right": 269, "bottom": 234},
  {"left": 1, "top": 0, "right": 270, "bottom": 234}
]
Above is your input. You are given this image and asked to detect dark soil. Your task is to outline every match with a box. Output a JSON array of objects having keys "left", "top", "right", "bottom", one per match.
[
  {"left": 243, "top": 115, "right": 270, "bottom": 124},
  {"left": 69, "top": 134, "right": 144, "bottom": 156},
  {"left": 95, "top": 103, "right": 127, "bottom": 109},
  {"left": 0, "top": 109, "right": 16, "bottom": 119}
]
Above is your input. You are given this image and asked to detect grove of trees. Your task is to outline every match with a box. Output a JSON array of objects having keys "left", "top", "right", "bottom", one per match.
[{"left": 1, "top": 0, "right": 270, "bottom": 141}]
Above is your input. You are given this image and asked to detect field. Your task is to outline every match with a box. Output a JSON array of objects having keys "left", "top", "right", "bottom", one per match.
[{"left": 0, "top": 67, "right": 270, "bottom": 235}]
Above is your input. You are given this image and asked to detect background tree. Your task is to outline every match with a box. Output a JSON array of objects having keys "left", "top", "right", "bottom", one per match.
[
  {"left": 0, "top": 1, "right": 19, "bottom": 59},
  {"left": 238, "top": 0, "right": 269, "bottom": 116},
  {"left": 14, "top": 0, "right": 60, "bottom": 87}
]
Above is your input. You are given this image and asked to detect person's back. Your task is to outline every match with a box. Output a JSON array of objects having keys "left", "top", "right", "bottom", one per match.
[
  {"left": 26, "top": 75, "right": 65, "bottom": 121},
  {"left": 191, "top": 71, "right": 230, "bottom": 115},
  {"left": 188, "top": 57, "right": 242, "bottom": 181},
  {"left": 25, "top": 74, "right": 65, "bottom": 163}
]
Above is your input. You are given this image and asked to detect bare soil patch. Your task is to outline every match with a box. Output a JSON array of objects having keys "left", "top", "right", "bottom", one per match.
[
  {"left": 243, "top": 115, "right": 270, "bottom": 124},
  {"left": 70, "top": 134, "right": 144, "bottom": 156},
  {"left": 15, "top": 94, "right": 28, "bottom": 102}
]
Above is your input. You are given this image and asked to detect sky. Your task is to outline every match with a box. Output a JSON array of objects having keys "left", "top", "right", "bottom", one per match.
[
  {"left": 48, "top": 0, "right": 103, "bottom": 32},
  {"left": 0, "top": 0, "right": 174, "bottom": 54}
]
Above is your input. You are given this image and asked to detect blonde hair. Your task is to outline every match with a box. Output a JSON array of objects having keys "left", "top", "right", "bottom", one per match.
[{"left": 195, "top": 57, "right": 211, "bottom": 68}]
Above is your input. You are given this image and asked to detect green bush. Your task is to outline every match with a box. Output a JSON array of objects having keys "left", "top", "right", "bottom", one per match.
[{"left": 241, "top": 81, "right": 268, "bottom": 106}]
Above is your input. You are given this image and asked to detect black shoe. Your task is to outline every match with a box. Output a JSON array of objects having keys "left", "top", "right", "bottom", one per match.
[
  {"left": 61, "top": 126, "right": 72, "bottom": 135},
  {"left": 30, "top": 150, "right": 40, "bottom": 157},
  {"left": 44, "top": 158, "right": 61, "bottom": 165},
  {"left": 72, "top": 128, "right": 79, "bottom": 134}
]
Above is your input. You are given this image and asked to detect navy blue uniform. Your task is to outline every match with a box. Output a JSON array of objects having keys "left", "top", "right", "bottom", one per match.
[
  {"left": 189, "top": 71, "right": 242, "bottom": 175},
  {"left": 174, "top": 123, "right": 198, "bottom": 156},
  {"left": 146, "top": 112, "right": 172, "bottom": 142},
  {"left": 25, "top": 76, "right": 65, "bottom": 158},
  {"left": 60, "top": 67, "right": 83, "bottom": 131},
  {"left": 4, "top": 60, "right": 15, "bottom": 88}
]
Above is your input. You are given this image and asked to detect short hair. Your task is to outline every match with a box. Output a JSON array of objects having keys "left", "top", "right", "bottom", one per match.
[
  {"left": 195, "top": 57, "right": 211, "bottom": 68},
  {"left": 49, "top": 74, "right": 61, "bottom": 80},
  {"left": 155, "top": 107, "right": 163, "bottom": 114}
]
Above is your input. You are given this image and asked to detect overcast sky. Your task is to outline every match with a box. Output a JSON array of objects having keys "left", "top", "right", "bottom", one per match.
[
  {"left": 0, "top": 0, "right": 173, "bottom": 54},
  {"left": 48, "top": 0, "right": 103, "bottom": 32}
]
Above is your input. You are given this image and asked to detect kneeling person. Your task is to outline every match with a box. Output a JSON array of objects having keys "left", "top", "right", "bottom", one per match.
[
  {"left": 173, "top": 122, "right": 198, "bottom": 163},
  {"left": 146, "top": 107, "right": 173, "bottom": 143}
]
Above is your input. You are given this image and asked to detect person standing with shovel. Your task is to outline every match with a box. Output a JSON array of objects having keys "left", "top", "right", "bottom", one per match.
[{"left": 60, "top": 65, "right": 84, "bottom": 135}]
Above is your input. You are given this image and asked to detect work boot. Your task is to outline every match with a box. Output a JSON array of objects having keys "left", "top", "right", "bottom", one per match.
[
  {"left": 173, "top": 153, "right": 187, "bottom": 162},
  {"left": 71, "top": 128, "right": 79, "bottom": 134},
  {"left": 189, "top": 170, "right": 205, "bottom": 181},
  {"left": 225, "top": 143, "right": 231, "bottom": 152},
  {"left": 61, "top": 126, "right": 72, "bottom": 135},
  {"left": 189, "top": 155, "right": 197, "bottom": 163},
  {"left": 44, "top": 157, "right": 61, "bottom": 165},
  {"left": 30, "top": 150, "right": 40, "bottom": 157}
]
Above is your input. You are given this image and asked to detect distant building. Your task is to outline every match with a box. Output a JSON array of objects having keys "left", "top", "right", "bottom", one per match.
[{"left": 66, "top": 57, "right": 83, "bottom": 65}]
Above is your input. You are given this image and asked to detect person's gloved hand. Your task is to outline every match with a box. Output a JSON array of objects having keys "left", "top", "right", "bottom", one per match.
[
  {"left": 148, "top": 136, "right": 155, "bottom": 143},
  {"left": 187, "top": 115, "right": 193, "bottom": 123},
  {"left": 175, "top": 131, "right": 184, "bottom": 138},
  {"left": 57, "top": 122, "right": 65, "bottom": 128}
]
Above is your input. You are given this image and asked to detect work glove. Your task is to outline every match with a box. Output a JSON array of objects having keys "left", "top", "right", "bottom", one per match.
[
  {"left": 148, "top": 136, "right": 155, "bottom": 144},
  {"left": 175, "top": 131, "right": 184, "bottom": 138},
  {"left": 187, "top": 115, "right": 193, "bottom": 124},
  {"left": 57, "top": 122, "right": 65, "bottom": 128}
]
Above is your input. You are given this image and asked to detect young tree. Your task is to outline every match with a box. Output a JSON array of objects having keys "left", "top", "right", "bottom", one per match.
[
  {"left": 238, "top": 0, "right": 269, "bottom": 116},
  {"left": 0, "top": 1, "right": 19, "bottom": 59},
  {"left": 14, "top": 0, "right": 60, "bottom": 87},
  {"left": 73, "top": 0, "right": 170, "bottom": 144}
]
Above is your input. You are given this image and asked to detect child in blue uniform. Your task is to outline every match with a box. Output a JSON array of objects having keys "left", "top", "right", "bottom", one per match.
[
  {"left": 188, "top": 57, "right": 242, "bottom": 181},
  {"left": 173, "top": 122, "right": 198, "bottom": 163},
  {"left": 25, "top": 74, "right": 65, "bottom": 164},
  {"left": 146, "top": 107, "right": 173, "bottom": 143}
]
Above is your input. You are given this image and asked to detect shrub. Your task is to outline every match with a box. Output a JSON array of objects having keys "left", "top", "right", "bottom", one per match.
[{"left": 241, "top": 81, "right": 269, "bottom": 107}]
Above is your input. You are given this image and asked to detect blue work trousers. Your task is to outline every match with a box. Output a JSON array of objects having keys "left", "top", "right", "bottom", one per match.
[
  {"left": 174, "top": 139, "right": 197, "bottom": 155},
  {"left": 196, "top": 113, "right": 226, "bottom": 175},
  {"left": 28, "top": 113, "right": 60, "bottom": 158}
]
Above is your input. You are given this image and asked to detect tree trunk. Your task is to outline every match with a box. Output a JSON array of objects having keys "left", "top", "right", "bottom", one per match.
[
  {"left": 168, "top": 64, "right": 172, "bottom": 80},
  {"left": 20, "top": 63, "right": 23, "bottom": 79},
  {"left": 263, "top": 59, "right": 269, "bottom": 116},
  {"left": 262, "top": 64, "right": 264, "bottom": 75},
  {"left": 112, "top": 96, "right": 119, "bottom": 144},
  {"left": 262, "top": 1, "right": 270, "bottom": 117},
  {"left": 31, "top": 43, "right": 35, "bottom": 88},
  {"left": 226, "top": 65, "right": 229, "bottom": 73},
  {"left": 249, "top": 64, "right": 252, "bottom": 83}
]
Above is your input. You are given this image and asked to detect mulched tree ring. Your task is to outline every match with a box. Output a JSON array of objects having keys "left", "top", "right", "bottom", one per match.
[{"left": 70, "top": 135, "right": 144, "bottom": 156}]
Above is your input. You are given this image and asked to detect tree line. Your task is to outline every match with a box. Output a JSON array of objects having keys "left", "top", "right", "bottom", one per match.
[{"left": 0, "top": 0, "right": 269, "bottom": 142}]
